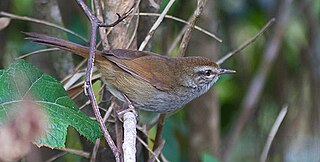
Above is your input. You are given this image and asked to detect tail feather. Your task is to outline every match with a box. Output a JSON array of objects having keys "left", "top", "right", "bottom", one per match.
[{"left": 24, "top": 32, "right": 102, "bottom": 58}]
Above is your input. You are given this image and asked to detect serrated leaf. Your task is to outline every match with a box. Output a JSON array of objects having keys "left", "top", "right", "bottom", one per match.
[
  {"left": 0, "top": 60, "right": 102, "bottom": 148},
  {"left": 0, "top": 17, "right": 11, "bottom": 31}
]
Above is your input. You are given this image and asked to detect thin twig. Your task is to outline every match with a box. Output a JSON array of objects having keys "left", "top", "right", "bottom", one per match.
[
  {"left": 66, "top": 73, "right": 101, "bottom": 93},
  {"left": 79, "top": 100, "right": 91, "bottom": 110},
  {"left": 57, "top": 148, "right": 90, "bottom": 158},
  {"left": 152, "top": 114, "right": 166, "bottom": 152},
  {"left": 138, "top": 0, "right": 175, "bottom": 51},
  {"left": 178, "top": 0, "right": 207, "bottom": 57},
  {"left": 216, "top": 18, "right": 276, "bottom": 65},
  {"left": 61, "top": 59, "right": 87, "bottom": 84},
  {"left": 147, "top": 113, "right": 161, "bottom": 130},
  {"left": 90, "top": 138, "right": 101, "bottom": 162},
  {"left": 168, "top": 25, "right": 188, "bottom": 54},
  {"left": 45, "top": 152, "right": 67, "bottom": 162},
  {"left": 260, "top": 105, "right": 288, "bottom": 162},
  {"left": 160, "top": 153, "right": 169, "bottom": 162},
  {"left": 136, "top": 13, "right": 222, "bottom": 42},
  {"left": 103, "top": 100, "right": 115, "bottom": 123},
  {"left": 16, "top": 48, "right": 60, "bottom": 60},
  {"left": 99, "top": 8, "right": 135, "bottom": 28},
  {"left": 126, "top": 7, "right": 140, "bottom": 49},
  {"left": 63, "top": 72, "right": 86, "bottom": 90},
  {"left": 0, "top": 11, "right": 88, "bottom": 42},
  {"left": 136, "top": 136, "right": 160, "bottom": 162},
  {"left": 148, "top": 140, "right": 165, "bottom": 162}
]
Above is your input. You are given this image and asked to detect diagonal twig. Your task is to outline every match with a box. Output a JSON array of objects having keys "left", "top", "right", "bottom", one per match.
[
  {"left": 90, "top": 138, "right": 101, "bottom": 162},
  {"left": 57, "top": 148, "right": 90, "bottom": 158},
  {"left": 45, "top": 152, "right": 67, "bottom": 162},
  {"left": 151, "top": 113, "right": 166, "bottom": 159},
  {"left": 178, "top": 0, "right": 207, "bottom": 57},
  {"left": 16, "top": 48, "right": 60, "bottom": 60},
  {"left": 137, "top": 13, "right": 222, "bottom": 42},
  {"left": 260, "top": 105, "right": 288, "bottom": 162},
  {"left": 0, "top": 11, "right": 88, "bottom": 42},
  {"left": 137, "top": 136, "right": 160, "bottom": 162},
  {"left": 217, "top": 18, "right": 275, "bottom": 65},
  {"left": 138, "top": 0, "right": 175, "bottom": 51}
]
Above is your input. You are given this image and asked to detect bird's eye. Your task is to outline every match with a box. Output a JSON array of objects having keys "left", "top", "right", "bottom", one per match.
[{"left": 204, "top": 70, "right": 212, "bottom": 76}]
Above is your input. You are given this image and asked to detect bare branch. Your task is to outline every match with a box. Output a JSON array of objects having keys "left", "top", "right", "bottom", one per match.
[
  {"left": 152, "top": 114, "right": 166, "bottom": 155},
  {"left": 138, "top": 0, "right": 175, "bottom": 51},
  {"left": 16, "top": 48, "right": 60, "bottom": 60},
  {"left": 217, "top": 18, "right": 275, "bottom": 65},
  {"left": 90, "top": 138, "right": 101, "bottom": 162},
  {"left": 57, "top": 148, "right": 90, "bottom": 158},
  {"left": 0, "top": 11, "right": 88, "bottom": 42},
  {"left": 123, "top": 112, "right": 137, "bottom": 162},
  {"left": 137, "top": 13, "right": 222, "bottom": 42},
  {"left": 45, "top": 152, "right": 67, "bottom": 162},
  {"left": 260, "top": 105, "right": 288, "bottom": 162},
  {"left": 178, "top": 0, "right": 207, "bottom": 57},
  {"left": 75, "top": 1, "right": 132, "bottom": 161},
  {"left": 137, "top": 136, "right": 160, "bottom": 162}
]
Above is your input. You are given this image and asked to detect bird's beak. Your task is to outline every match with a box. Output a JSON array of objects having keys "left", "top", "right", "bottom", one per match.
[{"left": 219, "top": 68, "right": 236, "bottom": 75}]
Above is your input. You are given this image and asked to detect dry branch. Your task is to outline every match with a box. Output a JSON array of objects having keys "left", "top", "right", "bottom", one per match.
[{"left": 260, "top": 105, "right": 288, "bottom": 162}]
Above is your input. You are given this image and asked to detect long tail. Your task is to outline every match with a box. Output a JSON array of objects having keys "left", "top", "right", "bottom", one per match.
[{"left": 24, "top": 32, "right": 103, "bottom": 59}]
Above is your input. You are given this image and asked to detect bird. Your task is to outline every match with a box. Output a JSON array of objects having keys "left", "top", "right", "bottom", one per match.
[{"left": 25, "top": 32, "right": 235, "bottom": 113}]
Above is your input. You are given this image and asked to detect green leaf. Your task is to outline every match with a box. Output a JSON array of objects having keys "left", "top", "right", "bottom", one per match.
[{"left": 0, "top": 60, "right": 101, "bottom": 148}]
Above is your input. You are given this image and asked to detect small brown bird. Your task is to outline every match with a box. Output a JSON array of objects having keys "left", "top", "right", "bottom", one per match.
[{"left": 25, "top": 32, "right": 235, "bottom": 113}]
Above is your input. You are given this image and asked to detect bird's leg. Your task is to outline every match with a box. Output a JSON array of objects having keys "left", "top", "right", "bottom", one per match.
[{"left": 117, "top": 94, "right": 138, "bottom": 117}]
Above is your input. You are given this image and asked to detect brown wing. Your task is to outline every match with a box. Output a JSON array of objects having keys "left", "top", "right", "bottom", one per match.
[{"left": 102, "top": 49, "right": 178, "bottom": 91}]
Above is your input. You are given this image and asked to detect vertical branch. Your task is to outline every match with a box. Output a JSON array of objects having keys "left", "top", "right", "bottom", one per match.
[
  {"left": 152, "top": 114, "right": 166, "bottom": 152},
  {"left": 221, "top": 0, "right": 292, "bottom": 160},
  {"left": 149, "top": 114, "right": 166, "bottom": 162},
  {"left": 85, "top": 20, "right": 121, "bottom": 161},
  {"left": 74, "top": 1, "right": 131, "bottom": 161},
  {"left": 90, "top": 138, "right": 101, "bottom": 162},
  {"left": 123, "top": 112, "right": 137, "bottom": 162},
  {"left": 178, "top": 0, "right": 207, "bottom": 57},
  {"left": 114, "top": 104, "right": 124, "bottom": 160},
  {"left": 103, "top": 1, "right": 137, "bottom": 162}
]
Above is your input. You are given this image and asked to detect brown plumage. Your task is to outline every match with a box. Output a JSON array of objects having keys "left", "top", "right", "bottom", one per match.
[{"left": 25, "top": 32, "right": 234, "bottom": 112}]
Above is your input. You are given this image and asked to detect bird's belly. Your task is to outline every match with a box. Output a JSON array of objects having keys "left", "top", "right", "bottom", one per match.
[
  {"left": 103, "top": 76, "right": 188, "bottom": 112},
  {"left": 98, "top": 63, "right": 202, "bottom": 113}
]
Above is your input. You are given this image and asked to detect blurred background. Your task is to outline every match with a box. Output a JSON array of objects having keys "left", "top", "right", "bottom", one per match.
[{"left": 0, "top": 0, "right": 320, "bottom": 162}]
